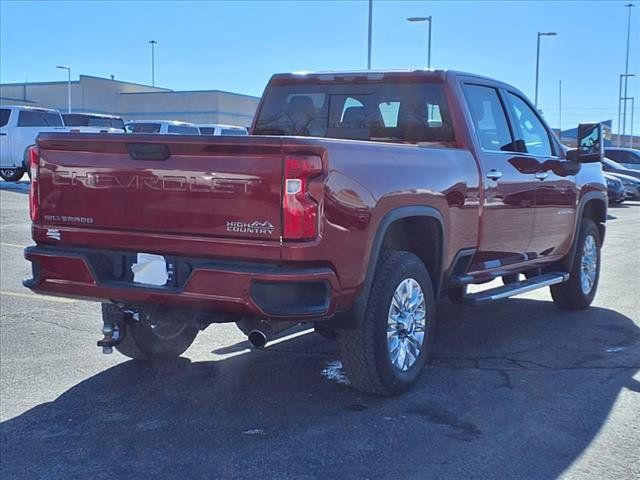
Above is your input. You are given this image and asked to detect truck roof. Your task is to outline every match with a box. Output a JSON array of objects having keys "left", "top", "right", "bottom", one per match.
[
  {"left": 1, "top": 105, "right": 61, "bottom": 113},
  {"left": 270, "top": 69, "right": 503, "bottom": 84}
]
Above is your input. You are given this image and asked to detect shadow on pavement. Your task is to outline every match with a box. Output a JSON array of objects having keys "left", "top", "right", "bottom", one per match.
[{"left": 1, "top": 299, "right": 638, "bottom": 479}]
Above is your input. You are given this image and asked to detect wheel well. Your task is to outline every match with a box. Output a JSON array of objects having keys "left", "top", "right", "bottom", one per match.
[
  {"left": 381, "top": 216, "right": 443, "bottom": 293},
  {"left": 581, "top": 198, "right": 606, "bottom": 239}
]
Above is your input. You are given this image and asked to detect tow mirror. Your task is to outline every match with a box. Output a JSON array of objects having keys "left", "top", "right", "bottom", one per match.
[{"left": 566, "top": 123, "right": 604, "bottom": 163}]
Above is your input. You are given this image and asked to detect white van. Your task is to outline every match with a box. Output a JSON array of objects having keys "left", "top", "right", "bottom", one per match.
[
  {"left": 0, "top": 106, "right": 74, "bottom": 181},
  {"left": 198, "top": 124, "right": 248, "bottom": 136},
  {"left": 124, "top": 120, "right": 200, "bottom": 135}
]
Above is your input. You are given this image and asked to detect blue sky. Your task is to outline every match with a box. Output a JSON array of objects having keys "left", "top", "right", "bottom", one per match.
[{"left": 1, "top": 0, "right": 638, "bottom": 132}]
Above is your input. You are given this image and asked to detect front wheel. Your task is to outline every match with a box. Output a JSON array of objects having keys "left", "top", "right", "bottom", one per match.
[
  {"left": 102, "top": 304, "right": 200, "bottom": 361},
  {"left": 337, "top": 250, "right": 436, "bottom": 396},
  {"left": 0, "top": 168, "right": 25, "bottom": 182},
  {"left": 550, "top": 219, "right": 601, "bottom": 310}
]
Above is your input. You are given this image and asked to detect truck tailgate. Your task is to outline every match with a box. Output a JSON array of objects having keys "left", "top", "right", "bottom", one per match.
[{"left": 36, "top": 134, "right": 284, "bottom": 241}]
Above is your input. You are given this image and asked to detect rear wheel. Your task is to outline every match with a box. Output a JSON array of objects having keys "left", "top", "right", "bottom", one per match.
[
  {"left": 102, "top": 304, "right": 200, "bottom": 360},
  {"left": 0, "top": 168, "right": 25, "bottom": 182},
  {"left": 337, "top": 250, "right": 436, "bottom": 396},
  {"left": 550, "top": 219, "right": 601, "bottom": 310}
]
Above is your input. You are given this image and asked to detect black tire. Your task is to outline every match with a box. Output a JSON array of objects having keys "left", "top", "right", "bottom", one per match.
[
  {"left": 502, "top": 274, "right": 520, "bottom": 285},
  {"left": 102, "top": 304, "right": 200, "bottom": 361},
  {"left": 337, "top": 250, "right": 436, "bottom": 396},
  {"left": 550, "top": 218, "right": 601, "bottom": 310},
  {"left": 0, "top": 168, "right": 25, "bottom": 182}
]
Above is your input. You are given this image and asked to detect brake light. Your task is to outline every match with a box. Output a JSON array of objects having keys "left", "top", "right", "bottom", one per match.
[
  {"left": 283, "top": 155, "right": 322, "bottom": 240},
  {"left": 28, "top": 146, "right": 40, "bottom": 222}
]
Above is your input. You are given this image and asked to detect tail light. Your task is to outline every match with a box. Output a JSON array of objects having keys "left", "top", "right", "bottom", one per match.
[
  {"left": 28, "top": 146, "right": 40, "bottom": 222},
  {"left": 283, "top": 155, "right": 322, "bottom": 240}
]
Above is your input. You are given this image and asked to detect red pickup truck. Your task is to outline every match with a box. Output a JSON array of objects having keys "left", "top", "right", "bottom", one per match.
[{"left": 24, "top": 70, "right": 607, "bottom": 395}]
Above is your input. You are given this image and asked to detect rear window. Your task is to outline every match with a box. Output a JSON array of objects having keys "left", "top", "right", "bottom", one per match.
[
  {"left": 17, "top": 110, "right": 63, "bottom": 127},
  {"left": 63, "top": 114, "right": 124, "bottom": 129},
  {"left": 167, "top": 125, "right": 199, "bottom": 135},
  {"left": 199, "top": 127, "right": 216, "bottom": 135},
  {"left": 253, "top": 80, "right": 455, "bottom": 144},
  {"left": 0, "top": 108, "right": 10, "bottom": 127},
  {"left": 221, "top": 128, "right": 247, "bottom": 136},
  {"left": 126, "top": 123, "right": 161, "bottom": 133}
]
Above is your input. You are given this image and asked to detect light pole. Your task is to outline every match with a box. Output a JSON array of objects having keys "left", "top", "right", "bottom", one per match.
[
  {"left": 558, "top": 80, "right": 562, "bottom": 143},
  {"left": 621, "top": 4, "right": 635, "bottom": 145},
  {"left": 149, "top": 40, "right": 158, "bottom": 86},
  {"left": 56, "top": 65, "right": 71, "bottom": 113},
  {"left": 407, "top": 16, "right": 433, "bottom": 68},
  {"left": 618, "top": 73, "right": 635, "bottom": 146},
  {"left": 534, "top": 31, "right": 557, "bottom": 108},
  {"left": 367, "top": 0, "right": 373, "bottom": 69}
]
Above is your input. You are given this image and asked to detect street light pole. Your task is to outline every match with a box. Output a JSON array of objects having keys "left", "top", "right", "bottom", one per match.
[
  {"left": 149, "top": 40, "right": 158, "bottom": 86},
  {"left": 618, "top": 73, "right": 635, "bottom": 146},
  {"left": 56, "top": 65, "right": 71, "bottom": 113},
  {"left": 534, "top": 32, "right": 557, "bottom": 108},
  {"left": 407, "top": 16, "right": 433, "bottom": 68},
  {"left": 367, "top": 0, "right": 372, "bottom": 69},
  {"left": 558, "top": 79, "right": 562, "bottom": 143},
  {"left": 622, "top": 4, "right": 635, "bottom": 144}
]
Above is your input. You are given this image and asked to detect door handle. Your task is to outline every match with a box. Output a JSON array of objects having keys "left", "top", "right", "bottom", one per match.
[
  {"left": 486, "top": 170, "right": 503, "bottom": 181},
  {"left": 535, "top": 172, "right": 548, "bottom": 181}
]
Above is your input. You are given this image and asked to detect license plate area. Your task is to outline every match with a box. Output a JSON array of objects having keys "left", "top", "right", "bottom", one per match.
[{"left": 128, "top": 252, "right": 177, "bottom": 287}]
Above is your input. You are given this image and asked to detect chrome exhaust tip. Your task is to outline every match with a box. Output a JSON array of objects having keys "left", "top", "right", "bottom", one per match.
[{"left": 247, "top": 329, "right": 268, "bottom": 348}]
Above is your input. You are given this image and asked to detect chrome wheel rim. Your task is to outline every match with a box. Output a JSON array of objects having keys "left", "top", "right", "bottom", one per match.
[
  {"left": 387, "top": 278, "right": 427, "bottom": 372},
  {"left": 580, "top": 234, "right": 597, "bottom": 295}
]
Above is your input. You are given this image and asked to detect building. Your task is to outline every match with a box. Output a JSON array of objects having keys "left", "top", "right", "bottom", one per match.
[
  {"left": 559, "top": 120, "right": 638, "bottom": 148},
  {"left": 0, "top": 75, "right": 260, "bottom": 127}
]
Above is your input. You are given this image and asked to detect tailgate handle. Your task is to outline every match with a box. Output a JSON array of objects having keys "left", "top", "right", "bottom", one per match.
[{"left": 126, "top": 143, "right": 171, "bottom": 161}]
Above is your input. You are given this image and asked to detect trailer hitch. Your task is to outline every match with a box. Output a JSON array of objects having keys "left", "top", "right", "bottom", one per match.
[{"left": 97, "top": 309, "right": 139, "bottom": 354}]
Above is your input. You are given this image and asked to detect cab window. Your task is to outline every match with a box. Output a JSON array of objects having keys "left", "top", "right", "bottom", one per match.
[{"left": 462, "top": 84, "right": 513, "bottom": 151}]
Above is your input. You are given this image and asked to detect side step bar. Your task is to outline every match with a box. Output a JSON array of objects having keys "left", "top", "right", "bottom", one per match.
[{"left": 460, "top": 272, "right": 569, "bottom": 305}]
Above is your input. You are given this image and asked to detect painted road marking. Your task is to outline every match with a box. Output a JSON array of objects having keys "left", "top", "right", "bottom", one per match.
[
  {"left": 1, "top": 243, "right": 26, "bottom": 249},
  {"left": 0, "top": 291, "right": 77, "bottom": 304}
]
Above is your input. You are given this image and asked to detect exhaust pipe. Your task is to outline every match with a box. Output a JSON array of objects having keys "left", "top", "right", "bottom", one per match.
[
  {"left": 237, "top": 319, "right": 299, "bottom": 348},
  {"left": 247, "top": 330, "right": 268, "bottom": 348}
]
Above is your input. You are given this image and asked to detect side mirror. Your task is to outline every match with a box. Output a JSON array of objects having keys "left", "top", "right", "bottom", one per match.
[{"left": 566, "top": 123, "right": 604, "bottom": 163}]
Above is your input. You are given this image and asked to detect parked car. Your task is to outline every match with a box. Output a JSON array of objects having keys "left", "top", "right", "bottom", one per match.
[
  {"left": 0, "top": 105, "right": 97, "bottom": 182},
  {"left": 602, "top": 157, "right": 640, "bottom": 180},
  {"left": 62, "top": 112, "right": 125, "bottom": 132},
  {"left": 198, "top": 124, "right": 248, "bottom": 136},
  {"left": 24, "top": 70, "right": 607, "bottom": 396},
  {"left": 607, "top": 171, "right": 640, "bottom": 200},
  {"left": 124, "top": 120, "right": 200, "bottom": 135},
  {"left": 604, "top": 173, "right": 625, "bottom": 204},
  {"left": 604, "top": 147, "right": 640, "bottom": 170}
]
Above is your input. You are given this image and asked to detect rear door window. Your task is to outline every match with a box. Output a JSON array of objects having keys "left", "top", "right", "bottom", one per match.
[
  {"left": 17, "top": 110, "right": 63, "bottom": 127},
  {"left": 462, "top": 84, "right": 513, "bottom": 151},
  {"left": 199, "top": 127, "right": 216, "bottom": 135},
  {"left": 126, "top": 123, "right": 161, "bottom": 133},
  {"left": 167, "top": 125, "right": 199, "bottom": 135},
  {"left": 0, "top": 109, "right": 10, "bottom": 127}
]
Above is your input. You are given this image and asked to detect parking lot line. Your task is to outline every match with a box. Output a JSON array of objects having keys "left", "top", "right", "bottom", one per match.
[
  {"left": 0, "top": 291, "right": 77, "bottom": 303},
  {"left": 1, "top": 243, "right": 26, "bottom": 249}
]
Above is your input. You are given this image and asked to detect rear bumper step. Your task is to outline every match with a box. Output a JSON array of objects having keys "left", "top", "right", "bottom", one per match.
[{"left": 460, "top": 272, "right": 569, "bottom": 305}]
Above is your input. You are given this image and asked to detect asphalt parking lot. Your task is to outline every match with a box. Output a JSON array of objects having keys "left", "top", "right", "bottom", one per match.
[{"left": 0, "top": 183, "right": 639, "bottom": 480}]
